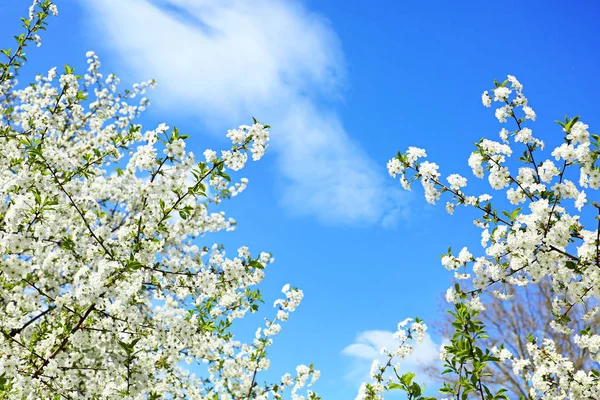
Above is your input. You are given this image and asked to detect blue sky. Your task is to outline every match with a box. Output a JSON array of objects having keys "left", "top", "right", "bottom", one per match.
[{"left": 3, "top": 0, "right": 600, "bottom": 397}]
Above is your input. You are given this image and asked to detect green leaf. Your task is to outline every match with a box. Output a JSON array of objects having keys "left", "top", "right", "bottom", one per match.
[
  {"left": 126, "top": 260, "right": 145, "bottom": 271},
  {"left": 409, "top": 382, "right": 422, "bottom": 397},
  {"left": 249, "top": 260, "right": 265, "bottom": 270},
  {"left": 400, "top": 372, "right": 416, "bottom": 387},
  {"left": 220, "top": 172, "right": 231, "bottom": 182}
]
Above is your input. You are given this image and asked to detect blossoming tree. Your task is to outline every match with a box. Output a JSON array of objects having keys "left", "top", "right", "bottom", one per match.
[
  {"left": 0, "top": 2, "right": 320, "bottom": 398},
  {"left": 370, "top": 75, "right": 600, "bottom": 399}
]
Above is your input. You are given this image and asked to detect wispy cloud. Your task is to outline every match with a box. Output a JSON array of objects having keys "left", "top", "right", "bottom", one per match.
[
  {"left": 342, "top": 330, "right": 441, "bottom": 385},
  {"left": 80, "top": 0, "right": 408, "bottom": 225}
]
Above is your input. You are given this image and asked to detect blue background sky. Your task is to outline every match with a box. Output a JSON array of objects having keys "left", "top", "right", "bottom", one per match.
[{"left": 2, "top": 0, "right": 600, "bottom": 398}]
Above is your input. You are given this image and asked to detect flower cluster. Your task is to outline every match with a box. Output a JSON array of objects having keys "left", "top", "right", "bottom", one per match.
[
  {"left": 356, "top": 318, "right": 431, "bottom": 400},
  {"left": 0, "top": 2, "right": 318, "bottom": 398},
  {"left": 501, "top": 338, "right": 600, "bottom": 399},
  {"left": 385, "top": 75, "right": 600, "bottom": 397}
]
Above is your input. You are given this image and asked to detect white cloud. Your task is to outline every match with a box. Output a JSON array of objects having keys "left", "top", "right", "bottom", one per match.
[
  {"left": 80, "top": 0, "right": 408, "bottom": 225},
  {"left": 342, "top": 330, "right": 441, "bottom": 385}
]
